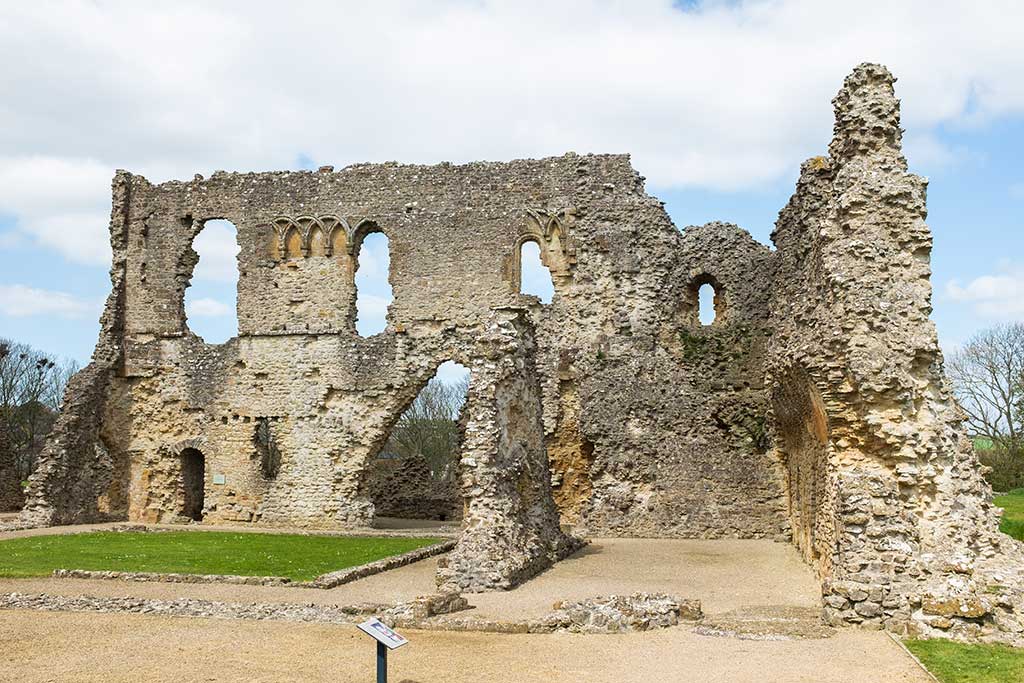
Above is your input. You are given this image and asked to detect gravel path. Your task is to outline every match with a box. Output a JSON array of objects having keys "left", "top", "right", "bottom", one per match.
[{"left": 0, "top": 537, "right": 934, "bottom": 681}]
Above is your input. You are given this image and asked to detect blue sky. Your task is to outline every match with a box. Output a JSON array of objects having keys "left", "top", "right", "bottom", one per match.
[{"left": 0, "top": 2, "right": 1022, "bottom": 367}]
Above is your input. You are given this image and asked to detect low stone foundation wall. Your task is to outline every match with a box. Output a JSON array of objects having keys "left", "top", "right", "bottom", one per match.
[
  {"left": 0, "top": 591, "right": 700, "bottom": 634},
  {"left": 0, "top": 591, "right": 470, "bottom": 626},
  {"left": 694, "top": 606, "right": 835, "bottom": 641},
  {"left": 310, "top": 539, "right": 457, "bottom": 588},
  {"left": 52, "top": 569, "right": 293, "bottom": 587}
]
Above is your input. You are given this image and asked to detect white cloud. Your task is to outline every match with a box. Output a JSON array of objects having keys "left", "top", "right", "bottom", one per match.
[
  {"left": 946, "top": 265, "right": 1024, "bottom": 319},
  {"left": 192, "top": 220, "right": 240, "bottom": 283},
  {"left": 0, "top": 284, "right": 97, "bottom": 319},
  {"left": 0, "top": 156, "right": 113, "bottom": 265},
  {"left": 185, "top": 297, "right": 231, "bottom": 318},
  {"left": 356, "top": 294, "right": 392, "bottom": 317},
  {"left": 2, "top": 2, "right": 1024, "bottom": 265}
]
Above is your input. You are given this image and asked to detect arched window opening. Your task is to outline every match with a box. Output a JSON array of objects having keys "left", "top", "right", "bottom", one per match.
[
  {"left": 179, "top": 447, "right": 205, "bottom": 522},
  {"left": 354, "top": 231, "right": 393, "bottom": 336},
  {"left": 184, "top": 219, "right": 239, "bottom": 344},
  {"left": 698, "top": 283, "right": 717, "bottom": 325},
  {"left": 368, "top": 361, "right": 470, "bottom": 525},
  {"left": 520, "top": 240, "right": 554, "bottom": 304}
]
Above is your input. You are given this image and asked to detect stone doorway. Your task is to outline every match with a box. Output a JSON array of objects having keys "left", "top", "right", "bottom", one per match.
[{"left": 180, "top": 448, "right": 205, "bottom": 522}]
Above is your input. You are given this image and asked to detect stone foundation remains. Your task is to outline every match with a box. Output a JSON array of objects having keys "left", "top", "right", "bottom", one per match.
[
  {"left": 365, "top": 453, "right": 461, "bottom": 522},
  {"left": 15, "top": 63, "right": 1024, "bottom": 640}
]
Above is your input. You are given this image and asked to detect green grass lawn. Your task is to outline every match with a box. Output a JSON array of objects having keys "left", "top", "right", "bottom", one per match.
[
  {"left": 995, "top": 489, "right": 1024, "bottom": 541},
  {"left": 0, "top": 531, "right": 441, "bottom": 582},
  {"left": 906, "top": 640, "right": 1024, "bottom": 683}
]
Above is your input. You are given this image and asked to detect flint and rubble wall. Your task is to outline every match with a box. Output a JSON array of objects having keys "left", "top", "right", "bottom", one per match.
[
  {"left": 767, "top": 63, "right": 1024, "bottom": 642},
  {"left": 25, "top": 154, "right": 785, "bottom": 539}
]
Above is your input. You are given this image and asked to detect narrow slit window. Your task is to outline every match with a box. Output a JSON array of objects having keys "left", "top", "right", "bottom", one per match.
[
  {"left": 698, "top": 283, "right": 717, "bottom": 325},
  {"left": 354, "top": 231, "right": 393, "bottom": 336}
]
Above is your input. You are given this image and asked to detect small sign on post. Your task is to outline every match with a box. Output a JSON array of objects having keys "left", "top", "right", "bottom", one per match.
[{"left": 357, "top": 617, "right": 408, "bottom": 683}]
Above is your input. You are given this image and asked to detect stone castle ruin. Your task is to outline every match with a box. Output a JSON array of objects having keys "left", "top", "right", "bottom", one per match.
[{"left": 12, "top": 64, "right": 1024, "bottom": 641}]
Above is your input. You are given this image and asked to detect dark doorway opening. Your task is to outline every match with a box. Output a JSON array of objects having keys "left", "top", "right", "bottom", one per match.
[{"left": 180, "top": 448, "right": 205, "bottom": 521}]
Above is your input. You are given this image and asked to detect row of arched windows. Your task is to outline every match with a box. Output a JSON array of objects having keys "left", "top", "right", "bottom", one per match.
[{"left": 184, "top": 219, "right": 560, "bottom": 344}]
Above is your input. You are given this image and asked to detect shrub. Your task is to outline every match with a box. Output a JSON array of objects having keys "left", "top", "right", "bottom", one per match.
[{"left": 979, "top": 446, "right": 1024, "bottom": 493}]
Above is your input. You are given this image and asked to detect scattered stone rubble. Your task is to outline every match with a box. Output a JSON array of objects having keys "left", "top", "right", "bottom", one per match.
[
  {"left": 694, "top": 606, "right": 836, "bottom": 641},
  {"left": 546, "top": 593, "right": 701, "bottom": 634},
  {"left": 7, "top": 62, "right": 1024, "bottom": 644}
]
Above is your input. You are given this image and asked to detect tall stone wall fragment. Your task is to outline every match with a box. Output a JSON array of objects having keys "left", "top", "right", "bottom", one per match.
[
  {"left": 436, "top": 309, "right": 579, "bottom": 592},
  {"left": 20, "top": 172, "right": 133, "bottom": 526},
  {"left": 767, "top": 63, "right": 1024, "bottom": 643}
]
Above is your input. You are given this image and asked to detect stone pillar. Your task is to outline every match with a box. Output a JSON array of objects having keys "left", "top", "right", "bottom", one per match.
[{"left": 436, "top": 309, "right": 582, "bottom": 592}]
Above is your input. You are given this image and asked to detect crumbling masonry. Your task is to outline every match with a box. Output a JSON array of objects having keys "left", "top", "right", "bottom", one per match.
[{"left": 13, "top": 64, "right": 1024, "bottom": 642}]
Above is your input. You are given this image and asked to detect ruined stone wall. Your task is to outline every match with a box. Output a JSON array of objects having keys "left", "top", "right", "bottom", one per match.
[
  {"left": 767, "top": 64, "right": 1024, "bottom": 642},
  {"left": 25, "top": 62, "right": 1023, "bottom": 638},
  {"left": 437, "top": 310, "right": 579, "bottom": 592},
  {"left": 24, "top": 151, "right": 785, "bottom": 543},
  {"left": 544, "top": 220, "right": 785, "bottom": 538},
  {"left": 366, "top": 454, "right": 461, "bottom": 521}
]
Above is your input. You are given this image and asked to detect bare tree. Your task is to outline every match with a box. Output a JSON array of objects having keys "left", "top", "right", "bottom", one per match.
[
  {"left": 946, "top": 323, "right": 1024, "bottom": 448},
  {"left": 0, "top": 339, "right": 80, "bottom": 485},
  {"left": 384, "top": 375, "right": 470, "bottom": 480}
]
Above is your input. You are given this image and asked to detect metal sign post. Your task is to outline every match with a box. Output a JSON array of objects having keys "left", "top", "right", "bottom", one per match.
[
  {"left": 358, "top": 617, "right": 409, "bottom": 683},
  {"left": 376, "top": 640, "right": 387, "bottom": 683}
]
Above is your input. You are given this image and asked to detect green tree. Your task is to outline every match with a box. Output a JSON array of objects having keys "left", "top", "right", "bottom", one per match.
[
  {"left": 0, "top": 339, "right": 79, "bottom": 485},
  {"left": 947, "top": 324, "right": 1024, "bottom": 490},
  {"left": 383, "top": 375, "right": 469, "bottom": 480}
]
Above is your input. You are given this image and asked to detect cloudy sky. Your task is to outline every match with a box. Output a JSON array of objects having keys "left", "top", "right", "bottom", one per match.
[{"left": 1, "top": 0, "right": 1022, "bottom": 366}]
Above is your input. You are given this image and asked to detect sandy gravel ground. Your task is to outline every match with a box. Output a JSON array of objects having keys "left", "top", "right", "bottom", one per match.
[
  {"left": 0, "top": 534, "right": 933, "bottom": 681},
  {"left": 0, "top": 539, "right": 820, "bottom": 619},
  {"left": 0, "top": 609, "right": 931, "bottom": 683}
]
